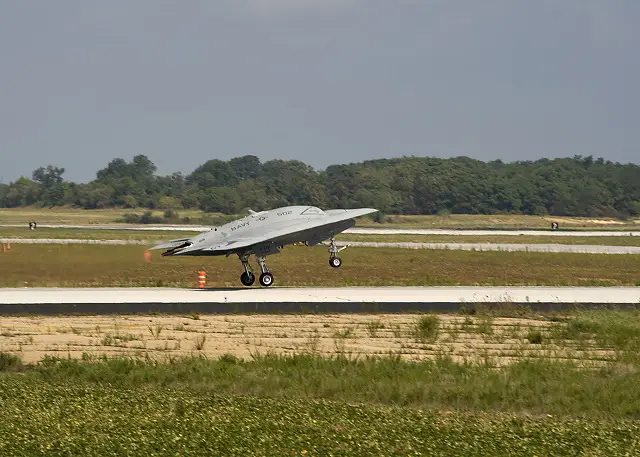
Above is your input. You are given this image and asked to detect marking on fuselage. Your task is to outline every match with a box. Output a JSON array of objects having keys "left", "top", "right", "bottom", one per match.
[{"left": 230, "top": 221, "right": 250, "bottom": 231}]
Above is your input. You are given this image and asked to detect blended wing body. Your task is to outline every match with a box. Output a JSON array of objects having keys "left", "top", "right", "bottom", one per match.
[
  {"left": 150, "top": 206, "right": 377, "bottom": 257},
  {"left": 150, "top": 205, "right": 377, "bottom": 287}
]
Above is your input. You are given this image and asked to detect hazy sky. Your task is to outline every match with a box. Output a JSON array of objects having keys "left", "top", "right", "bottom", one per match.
[{"left": 1, "top": 0, "right": 638, "bottom": 183}]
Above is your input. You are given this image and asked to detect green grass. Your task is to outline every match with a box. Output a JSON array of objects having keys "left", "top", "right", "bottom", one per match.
[
  {"left": 2, "top": 309, "right": 640, "bottom": 455},
  {"left": 413, "top": 315, "right": 440, "bottom": 342},
  {"left": 7, "top": 307, "right": 640, "bottom": 414},
  {"left": 0, "top": 207, "right": 210, "bottom": 225},
  {"left": 2, "top": 206, "right": 639, "bottom": 230},
  {"left": 1, "top": 244, "right": 639, "bottom": 287},
  {"left": 357, "top": 213, "right": 640, "bottom": 230},
  {"left": 1, "top": 376, "right": 638, "bottom": 456},
  {"left": 2, "top": 350, "right": 640, "bottom": 417},
  {"left": 0, "top": 227, "right": 198, "bottom": 240},
  {"left": 551, "top": 310, "right": 640, "bottom": 360},
  {"left": 338, "top": 233, "right": 640, "bottom": 246},
  {"left": 4, "top": 226, "right": 640, "bottom": 247}
]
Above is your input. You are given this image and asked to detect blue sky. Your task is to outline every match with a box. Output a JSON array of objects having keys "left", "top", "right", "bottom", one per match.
[{"left": 1, "top": 0, "right": 638, "bottom": 182}]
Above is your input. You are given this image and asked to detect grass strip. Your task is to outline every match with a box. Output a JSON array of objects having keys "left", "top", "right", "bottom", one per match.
[
  {"left": 1, "top": 350, "right": 638, "bottom": 418},
  {"left": 3, "top": 227, "right": 640, "bottom": 246},
  {"left": 1, "top": 244, "right": 639, "bottom": 287},
  {"left": 3, "top": 207, "right": 639, "bottom": 230},
  {"left": 0, "top": 378, "right": 638, "bottom": 456},
  {"left": 338, "top": 234, "right": 640, "bottom": 246}
]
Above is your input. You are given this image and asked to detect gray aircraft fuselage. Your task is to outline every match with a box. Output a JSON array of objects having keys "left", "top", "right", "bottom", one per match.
[{"left": 152, "top": 205, "right": 378, "bottom": 258}]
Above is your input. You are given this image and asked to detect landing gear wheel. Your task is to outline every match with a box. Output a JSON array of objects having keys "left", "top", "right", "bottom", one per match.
[
  {"left": 240, "top": 272, "right": 255, "bottom": 286},
  {"left": 329, "top": 256, "right": 342, "bottom": 268},
  {"left": 259, "top": 272, "right": 274, "bottom": 287}
]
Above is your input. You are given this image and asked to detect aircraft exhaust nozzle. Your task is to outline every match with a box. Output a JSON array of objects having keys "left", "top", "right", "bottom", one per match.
[{"left": 161, "top": 241, "right": 193, "bottom": 256}]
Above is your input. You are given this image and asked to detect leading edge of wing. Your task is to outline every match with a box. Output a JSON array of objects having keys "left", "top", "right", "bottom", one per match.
[{"left": 196, "top": 207, "right": 378, "bottom": 254}]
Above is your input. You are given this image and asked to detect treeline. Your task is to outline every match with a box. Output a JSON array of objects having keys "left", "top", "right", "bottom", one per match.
[{"left": 1, "top": 154, "right": 639, "bottom": 217}]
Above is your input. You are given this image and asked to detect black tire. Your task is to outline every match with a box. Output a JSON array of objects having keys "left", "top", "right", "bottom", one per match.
[
  {"left": 240, "top": 272, "right": 255, "bottom": 286},
  {"left": 329, "top": 256, "right": 342, "bottom": 268},
  {"left": 259, "top": 272, "right": 274, "bottom": 287}
]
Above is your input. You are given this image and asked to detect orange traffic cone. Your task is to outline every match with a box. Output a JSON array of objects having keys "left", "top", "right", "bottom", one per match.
[
  {"left": 6, "top": 241, "right": 10, "bottom": 250},
  {"left": 143, "top": 250, "right": 152, "bottom": 262},
  {"left": 198, "top": 269, "right": 206, "bottom": 289}
]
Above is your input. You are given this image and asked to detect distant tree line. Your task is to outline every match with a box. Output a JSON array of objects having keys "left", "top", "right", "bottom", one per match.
[{"left": 1, "top": 154, "right": 639, "bottom": 218}]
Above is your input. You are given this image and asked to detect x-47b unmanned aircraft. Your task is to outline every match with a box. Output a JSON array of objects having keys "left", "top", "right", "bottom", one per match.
[{"left": 150, "top": 206, "right": 378, "bottom": 287}]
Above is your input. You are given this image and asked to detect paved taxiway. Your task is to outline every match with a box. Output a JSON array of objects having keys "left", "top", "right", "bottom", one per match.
[
  {"left": 2, "top": 238, "right": 640, "bottom": 254},
  {"left": 2, "top": 286, "right": 639, "bottom": 305}
]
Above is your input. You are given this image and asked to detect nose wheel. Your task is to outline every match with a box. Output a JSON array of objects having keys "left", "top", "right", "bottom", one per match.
[{"left": 329, "top": 256, "right": 342, "bottom": 268}]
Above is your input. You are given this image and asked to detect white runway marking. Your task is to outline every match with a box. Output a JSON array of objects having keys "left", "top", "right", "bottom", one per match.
[
  {"left": 2, "top": 238, "right": 640, "bottom": 254},
  {"left": 1, "top": 286, "right": 639, "bottom": 305}
]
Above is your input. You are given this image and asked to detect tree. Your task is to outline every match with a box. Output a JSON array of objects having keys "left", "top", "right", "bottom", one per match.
[
  {"left": 32, "top": 165, "right": 66, "bottom": 206},
  {"left": 3, "top": 177, "right": 40, "bottom": 207}
]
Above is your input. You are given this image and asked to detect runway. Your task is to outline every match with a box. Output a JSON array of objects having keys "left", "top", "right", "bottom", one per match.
[
  {"left": 2, "top": 238, "right": 640, "bottom": 254},
  {"left": 1, "top": 286, "right": 638, "bottom": 315}
]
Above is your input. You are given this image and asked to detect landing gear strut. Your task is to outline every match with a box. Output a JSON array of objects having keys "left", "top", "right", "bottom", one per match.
[
  {"left": 257, "top": 256, "right": 274, "bottom": 287},
  {"left": 327, "top": 237, "right": 349, "bottom": 268},
  {"left": 238, "top": 253, "right": 255, "bottom": 286},
  {"left": 238, "top": 253, "right": 274, "bottom": 287}
]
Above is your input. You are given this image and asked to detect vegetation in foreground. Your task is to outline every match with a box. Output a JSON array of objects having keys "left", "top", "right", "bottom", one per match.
[
  {"left": 1, "top": 310, "right": 639, "bottom": 455},
  {"left": 0, "top": 376, "right": 638, "bottom": 457},
  {"left": 0, "top": 244, "right": 639, "bottom": 287}
]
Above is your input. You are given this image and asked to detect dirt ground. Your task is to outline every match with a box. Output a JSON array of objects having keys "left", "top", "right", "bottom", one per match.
[{"left": 0, "top": 313, "right": 615, "bottom": 366}]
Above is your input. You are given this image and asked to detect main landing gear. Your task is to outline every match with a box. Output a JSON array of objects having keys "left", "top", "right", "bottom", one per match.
[
  {"left": 327, "top": 237, "right": 349, "bottom": 269},
  {"left": 238, "top": 253, "right": 273, "bottom": 287},
  {"left": 237, "top": 238, "right": 350, "bottom": 287}
]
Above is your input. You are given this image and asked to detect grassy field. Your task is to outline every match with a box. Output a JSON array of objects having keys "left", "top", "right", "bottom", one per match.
[
  {"left": 1, "top": 244, "right": 639, "bottom": 287},
  {"left": 2, "top": 206, "right": 639, "bottom": 230},
  {"left": 1, "top": 309, "right": 640, "bottom": 455},
  {"left": 0, "top": 227, "right": 198, "bottom": 240},
  {"left": 1, "top": 377, "right": 638, "bottom": 456},
  {"left": 0, "top": 207, "right": 208, "bottom": 225},
  {"left": 338, "top": 233, "right": 640, "bottom": 246},
  {"left": 362, "top": 213, "right": 640, "bottom": 230}
]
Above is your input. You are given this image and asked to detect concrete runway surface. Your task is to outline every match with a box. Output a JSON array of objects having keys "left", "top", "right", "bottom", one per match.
[
  {"left": 2, "top": 286, "right": 639, "bottom": 305},
  {"left": 1, "top": 223, "right": 638, "bottom": 236},
  {"left": 2, "top": 238, "right": 640, "bottom": 254}
]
